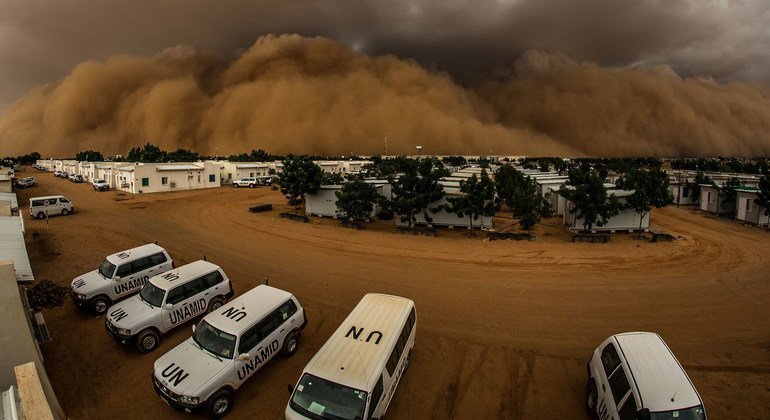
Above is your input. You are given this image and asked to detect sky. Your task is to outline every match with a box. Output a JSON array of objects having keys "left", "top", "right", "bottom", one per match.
[{"left": 1, "top": 0, "right": 769, "bottom": 156}]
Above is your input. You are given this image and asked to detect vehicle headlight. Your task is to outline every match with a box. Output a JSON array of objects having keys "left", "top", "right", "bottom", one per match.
[
  {"left": 180, "top": 395, "right": 199, "bottom": 405},
  {"left": 73, "top": 292, "right": 87, "bottom": 300},
  {"left": 116, "top": 327, "right": 131, "bottom": 336}
]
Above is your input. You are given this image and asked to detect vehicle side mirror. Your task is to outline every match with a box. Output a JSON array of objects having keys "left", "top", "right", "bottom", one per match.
[
  {"left": 238, "top": 353, "right": 251, "bottom": 362},
  {"left": 636, "top": 409, "right": 651, "bottom": 420},
  {"left": 113, "top": 276, "right": 121, "bottom": 281},
  {"left": 287, "top": 384, "right": 294, "bottom": 394},
  {"left": 164, "top": 303, "right": 173, "bottom": 310}
]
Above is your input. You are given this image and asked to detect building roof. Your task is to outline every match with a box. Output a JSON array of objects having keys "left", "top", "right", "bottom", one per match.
[
  {"left": 235, "top": 163, "right": 268, "bottom": 169},
  {"left": 205, "top": 285, "right": 293, "bottom": 335},
  {"left": 614, "top": 332, "right": 702, "bottom": 412},
  {"left": 0, "top": 193, "right": 19, "bottom": 211},
  {"left": 0, "top": 216, "right": 34, "bottom": 282},
  {"left": 149, "top": 260, "right": 220, "bottom": 290},
  {"left": 156, "top": 164, "right": 204, "bottom": 171},
  {"left": 301, "top": 294, "right": 414, "bottom": 391},
  {"left": 117, "top": 165, "right": 135, "bottom": 172},
  {"left": 735, "top": 187, "right": 760, "bottom": 193}
]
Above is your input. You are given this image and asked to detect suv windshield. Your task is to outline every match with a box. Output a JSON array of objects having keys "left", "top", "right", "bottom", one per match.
[
  {"left": 290, "top": 374, "right": 368, "bottom": 420},
  {"left": 192, "top": 321, "right": 236, "bottom": 359},
  {"left": 98, "top": 259, "right": 116, "bottom": 278},
  {"left": 140, "top": 282, "right": 165, "bottom": 307},
  {"left": 651, "top": 406, "right": 706, "bottom": 420}
]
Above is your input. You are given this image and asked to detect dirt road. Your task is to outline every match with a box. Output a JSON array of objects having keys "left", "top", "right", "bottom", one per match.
[{"left": 17, "top": 169, "right": 770, "bottom": 419}]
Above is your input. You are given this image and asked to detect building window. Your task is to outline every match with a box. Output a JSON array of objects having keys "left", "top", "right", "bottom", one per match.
[
  {"left": 197, "top": 174, "right": 201, "bottom": 183},
  {"left": 161, "top": 177, "right": 168, "bottom": 185},
  {"left": 682, "top": 186, "right": 689, "bottom": 198},
  {"left": 209, "top": 174, "right": 215, "bottom": 182},
  {"left": 141, "top": 178, "right": 149, "bottom": 187},
  {"left": 746, "top": 198, "right": 752, "bottom": 212}
]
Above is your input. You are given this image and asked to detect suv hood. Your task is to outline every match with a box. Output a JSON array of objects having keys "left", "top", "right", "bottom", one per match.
[
  {"left": 153, "top": 339, "right": 230, "bottom": 397},
  {"left": 71, "top": 270, "right": 110, "bottom": 298},
  {"left": 107, "top": 295, "right": 158, "bottom": 329}
]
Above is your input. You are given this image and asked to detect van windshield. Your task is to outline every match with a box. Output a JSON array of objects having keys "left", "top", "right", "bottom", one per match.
[
  {"left": 192, "top": 321, "right": 236, "bottom": 359},
  {"left": 98, "top": 260, "right": 116, "bottom": 278},
  {"left": 651, "top": 405, "right": 706, "bottom": 420},
  {"left": 290, "top": 374, "right": 367, "bottom": 420},
  {"left": 140, "top": 282, "right": 165, "bottom": 307}
]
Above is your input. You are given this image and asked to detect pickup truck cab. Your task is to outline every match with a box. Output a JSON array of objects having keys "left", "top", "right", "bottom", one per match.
[
  {"left": 106, "top": 260, "right": 235, "bottom": 353},
  {"left": 152, "top": 285, "right": 307, "bottom": 418},
  {"left": 70, "top": 244, "right": 174, "bottom": 314}
]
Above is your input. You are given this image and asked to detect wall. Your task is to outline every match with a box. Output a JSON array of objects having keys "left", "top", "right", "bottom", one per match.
[{"left": 133, "top": 163, "right": 221, "bottom": 194}]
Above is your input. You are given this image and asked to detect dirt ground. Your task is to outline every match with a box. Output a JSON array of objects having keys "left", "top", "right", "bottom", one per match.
[{"left": 15, "top": 168, "right": 770, "bottom": 420}]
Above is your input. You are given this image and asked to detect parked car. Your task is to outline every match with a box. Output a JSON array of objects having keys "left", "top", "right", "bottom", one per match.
[
  {"left": 232, "top": 177, "right": 257, "bottom": 188},
  {"left": 70, "top": 244, "right": 174, "bottom": 315},
  {"left": 15, "top": 177, "right": 36, "bottom": 189},
  {"left": 105, "top": 260, "right": 235, "bottom": 353},
  {"left": 69, "top": 174, "right": 83, "bottom": 182},
  {"left": 53, "top": 170, "right": 62, "bottom": 177},
  {"left": 586, "top": 332, "right": 706, "bottom": 420},
  {"left": 29, "top": 195, "right": 73, "bottom": 219},
  {"left": 60, "top": 171, "right": 69, "bottom": 179},
  {"left": 93, "top": 179, "right": 110, "bottom": 191},
  {"left": 152, "top": 285, "right": 307, "bottom": 418}
]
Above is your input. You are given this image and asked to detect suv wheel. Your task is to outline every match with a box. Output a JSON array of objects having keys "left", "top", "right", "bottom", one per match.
[
  {"left": 207, "top": 389, "right": 234, "bottom": 419},
  {"left": 61, "top": 208, "right": 69, "bottom": 216},
  {"left": 281, "top": 332, "right": 299, "bottom": 357},
  {"left": 90, "top": 296, "right": 110, "bottom": 315},
  {"left": 208, "top": 297, "right": 225, "bottom": 313},
  {"left": 586, "top": 380, "right": 598, "bottom": 414},
  {"left": 136, "top": 329, "right": 160, "bottom": 353},
  {"left": 36, "top": 212, "right": 45, "bottom": 219},
  {"left": 233, "top": 183, "right": 239, "bottom": 188},
  {"left": 249, "top": 183, "right": 255, "bottom": 188}
]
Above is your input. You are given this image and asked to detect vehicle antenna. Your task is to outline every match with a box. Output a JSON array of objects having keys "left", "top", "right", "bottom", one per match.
[
  {"left": 671, "top": 392, "right": 677, "bottom": 402},
  {"left": 264, "top": 275, "right": 269, "bottom": 286}
]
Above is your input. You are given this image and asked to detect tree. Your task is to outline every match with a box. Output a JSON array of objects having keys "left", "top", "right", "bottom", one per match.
[
  {"left": 280, "top": 155, "right": 324, "bottom": 213},
  {"left": 494, "top": 164, "right": 521, "bottom": 210},
  {"left": 335, "top": 179, "right": 380, "bottom": 225},
  {"left": 619, "top": 168, "right": 673, "bottom": 237},
  {"left": 511, "top": 176, "right": 552, "bottom": 230},
  {"left": 445, "top": 171, "right": 496, "bottom": 230},
  {"left": 75, "top": 150, "right": 104, "bottom": 162},
  {"left": 754, "top": 176, "right": 770, "bottom": 229},
  {"left": 12, "top": 152, "right": 41, "bottom": 165},
  {"left": 126, "top": 143, "right": 167, "bottom": 163},
  {"left": 687, "top": 171, "right": 711, "bottom": 204},
  {"left": 166, "top": 149, "right": 199, "bottom": 162},
  {"left": 322, "top": 172, "right": 345, "bottom": 185},
  {"left": 715, "top": 177, "right": 741, "bottom": 216},
  {"left": 559, "top": 167, "right": 621, "bottom": 232},
  {"left": 387, "top": 158, "right": 445, "bottom": 229},
  {"left": 441, "top": 156, "right": 467, "bottom": 168}
]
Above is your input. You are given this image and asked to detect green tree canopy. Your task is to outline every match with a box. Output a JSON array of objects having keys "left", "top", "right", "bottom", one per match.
[
  {"left": 126, "top": 143, "right": 167, "bottom": 163},
  {"left": 166, "top": 149, "right": 199, "bottom": 162},
  {"left": 280, "top": 155, "right": 324, "bottom": 213},
  {"left": 445, "top": 171, "right": 496, "bottom": 230},
  {"left": 387, "top": 158, "right": 445, "bottom": 228},
  {"left": 754, "top": 176, "right": 770, "bottom": 228},
  {"left": 560, "top": 167, "right": 621, "bottom": 232},
  {"left": 618, "top": 168, "right": 673, "bottom": 236},
  {"left": 75, "top": 150, "right": 104, "bottom": 162},
  {"left": 335, "top": 179, "right": 380, "bottom": 225}
]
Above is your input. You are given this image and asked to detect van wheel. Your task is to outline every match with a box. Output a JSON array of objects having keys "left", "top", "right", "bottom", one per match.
[
  {"left": 281, "top": 332, "right": 299, "bottom": 357},
  {"left": 208, "top": 297, "right": 225, "bottom": 313},
  {"left": 36, "top": 212, "right": 45, "bottom": 219},
  {"left": 61, "top": 208, "right": 69, "bottom": 216},
  {"left": 90, "top": 296, "right": 110, "bottom": 315},
  {"left": 586, "top": 380, "right": 598, "bottom": 415},
  {"left": 136, "top": 329, "right": 160, "bottom": 353},
  {"left": 207, "top": 389, "right": 234, "bottom": 419}
]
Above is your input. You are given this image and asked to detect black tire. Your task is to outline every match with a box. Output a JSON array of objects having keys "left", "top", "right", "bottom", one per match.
[
  {"left": 206, "top": 389, "right": 234, "bottom": 419},
  {"left": 136, "top": 329, "right": 160, "bottom": 353},
  {"left": 36, "top": 212, "right": 45, "bottom": 219},
  {"left": 281, "top": 332, "right": 299, "bottom": 357},
  {"left": 249, "top": 183, "right": 255, "bottom": 188},
  {"left": 586, "top": 380, "right": 598, "bottom": 415},
  {"left": 233, "top": 183, "right": 239, "bottom": 188},
  {"left": 61, "top": 208, "right": 69, "bottom": 216},
  {"left": 90, "top": 296, "right": 110, "bottom": 315},
  {"left": 208, "top": 297, "right": 225, "bottom": 313}
]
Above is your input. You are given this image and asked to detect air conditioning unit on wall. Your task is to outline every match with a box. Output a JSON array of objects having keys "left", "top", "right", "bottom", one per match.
[{"left": 170, "top": 182, "right": 176, "bottom": 188}]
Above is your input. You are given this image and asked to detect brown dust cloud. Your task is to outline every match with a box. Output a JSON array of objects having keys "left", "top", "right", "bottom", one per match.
[{"left": 1, "top": 35, "right": 769, "bottom": 157}]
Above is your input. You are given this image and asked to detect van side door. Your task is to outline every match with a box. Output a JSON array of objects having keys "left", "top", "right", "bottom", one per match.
[
  {"left": 162, "top": 277, "right": 208, "bottom": 331},
  {"left": 233, "top": 311, "right": 283, "bottom": 386}
]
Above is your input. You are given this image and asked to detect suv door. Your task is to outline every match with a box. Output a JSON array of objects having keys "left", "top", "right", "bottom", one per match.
[
  {"left": 596, "top": 342, "right": 624, "bottom": 420},
  {"left": 162, "top": 277, "right": 208, "bottom": 331},
  {"left": 113, "top": 257, "right": 151, "bottom": 299},
  {"left": 234, "top": 311, "right": 284, "bottom": 385}
]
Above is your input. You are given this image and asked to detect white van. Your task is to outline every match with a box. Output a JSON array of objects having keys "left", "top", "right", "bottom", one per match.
[
  {"left": 105, "top": 260, "right": 235, "bottom": 353},
  {"left": 286, "top": 294, "right": 416, "bottom": 420},
  {"left": 29, "top": 195, "right": 74, "bottom": 219},
  {"left": 70, "top": 244, "right": 174, "bottom": 315},
  {"left": 152, "top": 285, "right": 307, "bottom": 418},
  {"left": 586, "top": 332, "right": 707, "bottom": 420}
]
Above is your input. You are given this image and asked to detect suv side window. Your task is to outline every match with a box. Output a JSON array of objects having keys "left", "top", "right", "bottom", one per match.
[
  {"left": 257, "top": 312, "right": 283, "bottom": 338},
  {"left": 367, "top": 375, "right": 384, "bottom": 420},
  {"left": 203, "top": 271, "right": 224, "bottom": 288},
  {"left": 167, "top": 286, "right": 185, "bottom": 305},
  {"left": 609, "top": 367, "right": 632, "bottom": 407},
  {"left": 131, "top": 257, "right": 151, "bottom": 274},
  {"left": 116, "top": 263, "right": 132, "bottom": 277},
  {"left": 185, "top": 277, "right": 207, "bottom": 297},
  {"left": 238, "top": 325, "right": 261, "bottom": 354},
  {"left": 277, "top": 299, "right": 297, "bottom": 321},
  {"left": 618, "top": 393, "right": 638, "bottom": 420},
  {"left": 601, "top": 343, "right": 622, "bottom": 376},
  {"left": 150, "top": 253, "right": 167, "bottom": 266}
]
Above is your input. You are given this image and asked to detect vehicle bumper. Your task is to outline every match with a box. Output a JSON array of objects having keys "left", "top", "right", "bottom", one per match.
[
  {"left": 151, "top": 374, "right": 205, "bottom": 414},
  {"left": 299, "top": 317, "right": 308, "bottom": 331},
  {"left": 69, "top": 290, "right": 89, "bottom": 309},
  {"left": 104, "top": 320, "right": 136, "bottom": 344}
]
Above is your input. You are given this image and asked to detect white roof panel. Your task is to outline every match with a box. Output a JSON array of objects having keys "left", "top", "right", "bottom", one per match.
[
  {"left": 0, "top": 216, "right": 34, "bottom": 282},
  {"left": 205, "top": 285, "right": 293, "bottom": 335},
  {"left": 0, "top": 193, "right": 19, "bottom": 211},
  {"left": 156, "top": 164, "right": 204, "bottom": 171}
]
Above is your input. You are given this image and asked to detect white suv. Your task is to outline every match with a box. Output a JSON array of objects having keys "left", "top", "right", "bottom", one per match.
[
  {"left": 152, "top": 285, "right": 307, "bottom": 418},
  {"left": 70, "top": 244, "right": 174, "bottom": 314},
  {"left": 93, "top": 179, "right": 110, "bottom": 191},
  {"left": 232, "top": 178, "right": 257, "bottom": 188},
  {"left": 105, "top": 260, "right": 235, "bottom": 353}
]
